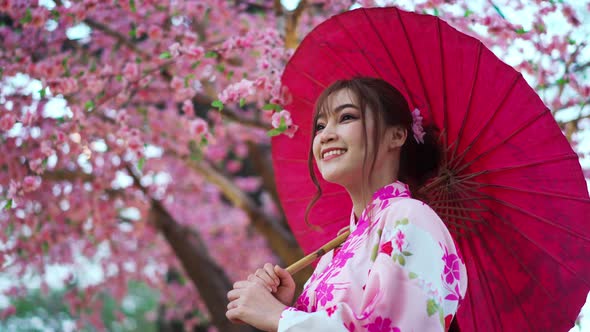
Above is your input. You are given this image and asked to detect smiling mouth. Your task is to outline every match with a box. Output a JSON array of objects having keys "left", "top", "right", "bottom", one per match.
[{"left": 322, "top": 149, "right": 347, "bottom": 160}]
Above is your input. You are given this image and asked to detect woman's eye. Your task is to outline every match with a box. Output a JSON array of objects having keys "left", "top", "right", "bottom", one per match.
[
  {"left": 341, "top": 114, "right": 356, "bottom": 121},
  {"left": 315, "top": 124, "right": 325, "bottom": 131}
]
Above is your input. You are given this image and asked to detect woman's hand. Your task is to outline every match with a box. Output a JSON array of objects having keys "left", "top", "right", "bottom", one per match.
[
  {"left": 226, "top": 280, "right": 285, "bottom": 332},
  {"left": 248, "top": 264, "right": 296, "bottom": 306}
]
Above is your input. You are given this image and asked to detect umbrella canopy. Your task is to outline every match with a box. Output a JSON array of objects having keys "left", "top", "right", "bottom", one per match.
[{"left": 271, "top": 7, "right": 590, "bottom": 331}]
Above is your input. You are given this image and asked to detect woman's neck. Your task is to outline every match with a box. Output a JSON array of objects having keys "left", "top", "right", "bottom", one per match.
[{"left": 347, "top": 176, "right": 397, "bottom": 219}]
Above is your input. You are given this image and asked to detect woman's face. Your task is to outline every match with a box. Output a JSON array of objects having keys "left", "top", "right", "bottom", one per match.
[{"left": 312, "top": 89, "right": 379, "bottom": 187}]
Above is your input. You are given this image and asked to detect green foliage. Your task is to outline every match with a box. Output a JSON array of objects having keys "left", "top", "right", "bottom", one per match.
[
  {"left": 211, "top": 100, "right": 224, "bottom": 111},
  {"left": 262, "top": 103, "right": 282, "bottom": 111},
  {"left": 204, "top": 51, "right": 218, "bottom": 58},
  {"left": 129, "top": 0, "right": 137, "bottom": 13},
  {"left": 267, "top": 117, "right": 287, "bottom": 137},
  {"left": 137, "top": 157, "right": 146, "bottom": 171},
  {"left": 159, "top": 51, "right": 172, "bottom": 59},
  {"left": 20, "top": 9, "right": 32, "bottom": 24},
  {"left": 4, "top": 198, "right": 13, "bottom": 210},
  {"left": 0, "top": 281, "right": 159, "bottom": 332},
  {"left": 129, "top": 24, "right": 137, "bottom": 39},
  {"left": 84, "top": 100, "right": 95, "bottom": 111}
]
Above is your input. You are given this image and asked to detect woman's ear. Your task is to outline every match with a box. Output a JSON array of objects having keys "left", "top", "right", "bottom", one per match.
[{"left": 387, "top": 126, "right": 407, "bottom": 150}]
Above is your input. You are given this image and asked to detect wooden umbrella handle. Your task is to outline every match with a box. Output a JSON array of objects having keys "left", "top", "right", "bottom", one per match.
[{"left": 286, "top": 230, "right": 351, "bottom": 275}]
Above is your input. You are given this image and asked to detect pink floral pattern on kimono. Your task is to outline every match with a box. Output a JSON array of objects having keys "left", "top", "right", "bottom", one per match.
[{"left": 278, "top": 181, "right": 468, "bottom": 332}]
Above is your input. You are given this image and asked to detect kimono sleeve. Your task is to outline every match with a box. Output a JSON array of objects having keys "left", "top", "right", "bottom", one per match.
[{"left": 277, "top": 199, "right": 467, "bottom": 332}]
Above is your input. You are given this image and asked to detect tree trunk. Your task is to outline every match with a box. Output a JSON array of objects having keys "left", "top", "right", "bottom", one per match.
[
  {"left": 185, "top": 159, "right": 314, "bottom": 286},
  {"left": 150, "top": 198, "right": 257, "bottom": 332}
]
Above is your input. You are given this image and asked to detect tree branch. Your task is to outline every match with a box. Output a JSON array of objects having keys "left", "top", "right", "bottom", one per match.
[
  {"left": 285, "top": 0, "right": 308, "bottom": 49},
  {"left": 83, "top": 18, "right": 269, "bottom": 131},
  {"left": 182, "top": 157, "right": 301, "bottom": 257},
  {"left": 41, "top": 169, "right": 95, "bottom": 182},
  {"left": 193, "top": 94, "right": 270, "bottom": 130},
  {"left": 246, "top": 142, "right": 285, "bottom": 217},
  {"left": 84, "top": 18, "right": 151, "bottom": 60},
  {"left": 125, "top": 164, "right": 256, "bottom": 332}
]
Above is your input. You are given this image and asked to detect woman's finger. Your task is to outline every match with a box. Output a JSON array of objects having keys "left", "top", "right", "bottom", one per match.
[
  {"left": 247, "top": 274, "right": 273, "bottom": 292},
  {"left": 227, "top": 288, "right": 243, "bottom": 301},
  {"left": 226, "top": 306, "right": 245, "bottom": 325},
  {"left": 263, "top": 263, "right": 280, "bottom": 286},
  {"left": 255, "top": 268, "right": 275, "bottom": 286},
  {"left": 227, "top": 299, "right": 239, "bottom": 310},
  {"left": 232, "top": 280, "right": 250, "bottom": 289},
  {"left": 250, "top": 269, "right": 276, "bottom": 292}
]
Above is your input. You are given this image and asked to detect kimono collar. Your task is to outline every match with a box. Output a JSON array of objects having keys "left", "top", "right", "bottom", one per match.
[
  {"left": 371, "top": 180, "right": 412, "bottom": 202},
  {"left": 350, "top": 181, "right": 412, "bottom": 229}
]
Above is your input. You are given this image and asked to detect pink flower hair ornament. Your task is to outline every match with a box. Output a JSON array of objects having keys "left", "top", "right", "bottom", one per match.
[{"left": 411, "top": 108, "right": 425, "bottom": 144}]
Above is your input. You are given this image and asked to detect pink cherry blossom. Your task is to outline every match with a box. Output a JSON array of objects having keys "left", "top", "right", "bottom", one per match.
[
  {"left": 122, "top": 63, "right": 140, "bottom": 81},
  {"left": 218, "top": 79, "right": 255, "bottom": 104},
  {"left": 47, "top": 78, "right": 78, "bottom": 95},
  {"left": 190, "top": 118, "right": 209, "bottom": 136},
  {"left": 0, "top": 306, "right": 16, "bottom": 320},
  {"left": 271, "top": 110, "right": 293, "bottom": 128},
  {"left": 182, "top": 100, "right": 194, "bottom": 114},
  {"left": 147, "top": 25, "right": 163, "bottom": 40},
  {"left": 182, "top": 45, "right": 205, "bottom": 60},
  {"left": 0, "top": 113, "right": 16, "bottom": 131},
  {"left": 169, "top": 42, "right": 181, "bottom": 57}
]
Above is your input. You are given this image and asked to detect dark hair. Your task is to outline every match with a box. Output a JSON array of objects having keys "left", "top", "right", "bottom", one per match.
[{"left": 305, "top": 77, "right": 442, "bottom": 224}]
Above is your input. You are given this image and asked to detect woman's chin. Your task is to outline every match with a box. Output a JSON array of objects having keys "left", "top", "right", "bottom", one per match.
[{"left": 320, "top": 170, "right": 354, "bottom": 187}]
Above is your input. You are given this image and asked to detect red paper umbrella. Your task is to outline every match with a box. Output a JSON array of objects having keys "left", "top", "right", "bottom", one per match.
[{"left": 271, "top": 6, "right": 590, "bottom": 332}]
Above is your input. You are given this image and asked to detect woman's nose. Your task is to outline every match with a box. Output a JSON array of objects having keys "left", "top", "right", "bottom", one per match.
[{"left": 319, "top": 125, "right": 337, "bottom": 144}]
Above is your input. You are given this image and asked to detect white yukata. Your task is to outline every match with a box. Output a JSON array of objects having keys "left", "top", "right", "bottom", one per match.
[{"left": 278, "top": 181, "right": 467, "bottom": 332}]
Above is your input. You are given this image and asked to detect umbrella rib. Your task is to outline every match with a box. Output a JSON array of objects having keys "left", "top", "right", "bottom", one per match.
[
  {"left": 427, "top": 196, "right": 481, "bottom": 205},
  {"left": 457, "top": 181, "right": 590, "bottom": 243},
  {"left": 453, "top": 197, "right": 506, "bottom": 330},
  {"left": 454, "top": 182, "right": 590, "bottom": 285},
  {"left": 467, "top": 210, "right": 536, "bottom": 330},
  {"left": 290, "top": 60, "right": 328, "bottom": 91},
  {"left": 428, "top": 183, "right": 481, "bottom": 234},
  {"left": 441, "top": 182, "right": 451, "bottom": 233},
  {"left": 454, "top": 107, "right": 551, "bottom": 174},
  {"left": 455, "top": 185, "right": 577, "bottom": 326},
  {"left": 458, "top": 179, "right": 590, "bottom": 203},
  {"left": 362, "top": 9, "right": 412, "bottom": 101},
  {"left": 446, "top": 191, "right": 487, "bottom": 235},
  {"left": 395, "top": 8, "right": 432, "bottom": 120},
  {"left": 448, "top": 74, "right": 521, "bottom": 170},
  {"left": 463, "top": 228, "right": 505, "bottom": 330},
  {"left": 428, "top": 205, "right": 488, "bottom": 213},
  {"left": 447, "top": 153, "right": 579, "bottom": 180},
  {"left": 334, "top": 13, "right": 381, "bottom": 77},
  {"left": 448, "top": 42, "right": 483, "bottom": 165},
  {"left": 438, "top": 18, "right": 449, "bottom": 164},
  {"left": 436, "top": 212, "right": 484, "bottom": 224},
  {"left": 453, "top": 188, "right": 538, "bottom": 330}
]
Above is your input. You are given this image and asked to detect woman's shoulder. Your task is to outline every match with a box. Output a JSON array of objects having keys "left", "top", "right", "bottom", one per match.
[
  {"left": 378, "top": 197, "right": 452, "bottom": 242},
  {"left": 381, "top": 197, "right": 439, "bottom": 219}
]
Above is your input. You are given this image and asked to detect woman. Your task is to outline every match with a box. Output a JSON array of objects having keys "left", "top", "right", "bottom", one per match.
[{"left": 226, "top": 77, "right": 467, "bottom": 332}]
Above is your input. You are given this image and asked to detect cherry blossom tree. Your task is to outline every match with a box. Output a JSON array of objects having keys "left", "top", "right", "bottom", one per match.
[{"left": 0, "top": 0, "right": 588, "bottom": 331}]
